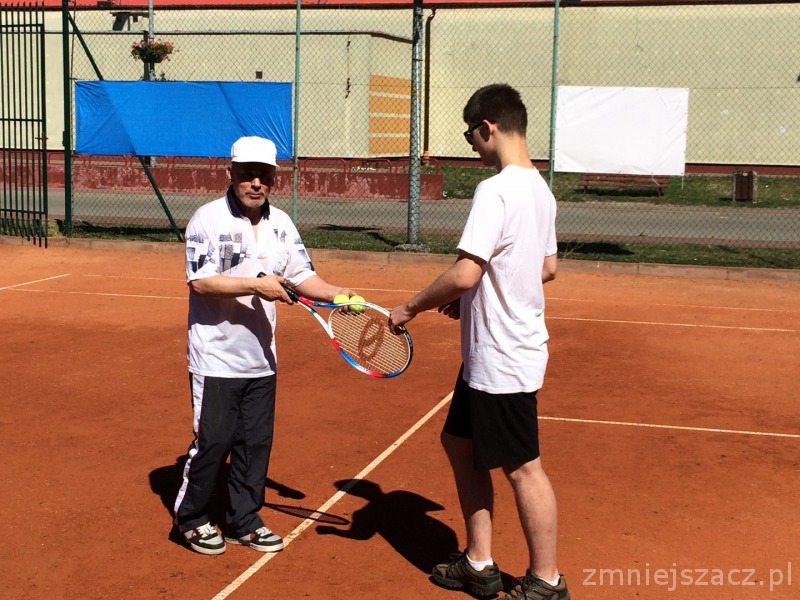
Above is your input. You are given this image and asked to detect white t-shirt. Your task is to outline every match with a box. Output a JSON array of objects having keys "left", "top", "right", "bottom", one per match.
[
  {"left": 457, "top": 165, "right": 558, "bottom": 393},
  {"left": 185, "top": 191, "right": 316, "bottom": 378}
]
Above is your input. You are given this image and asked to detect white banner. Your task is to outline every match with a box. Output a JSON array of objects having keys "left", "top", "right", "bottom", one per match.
[{"left": 554, "top": 86, "right": 689, "bottom": 176}]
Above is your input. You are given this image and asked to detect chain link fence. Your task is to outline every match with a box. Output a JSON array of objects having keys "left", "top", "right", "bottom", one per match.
[{"left": 43, "top": 1, "right": 800, "bottom": 254}]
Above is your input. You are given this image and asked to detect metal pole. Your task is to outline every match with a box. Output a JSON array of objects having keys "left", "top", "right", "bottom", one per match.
[
  {"left": 146, "top": 1, "right": 155, "bottom": 168},
  {"left": 61, "top": 0, "right": 72, "bottom": 234},
  {"left": 547, "top": 0, "right": 561, "bottom": 190},
  {"left": 148, "top": 0, "right": 155, "bottom": 81},
  {"left": 142, "top": 31, "right": 151, "bottom": 81},
  {"left": 422, "top": 9, "right": 435, "bottom": 164},
  {"left": 405, "top": 0, "right": 423, "bottom": 246},
  {"left": 38, "top": 4, "right": 49, "bottom": 246},
  {"left": 291, "top": 0, "right": 301, "bottom": 224}
]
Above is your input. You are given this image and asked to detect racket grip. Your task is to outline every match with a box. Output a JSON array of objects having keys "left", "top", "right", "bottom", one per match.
[
  {"left": 257, "top": 272, "right": 299, "bottom": 301},
  {"left": 282, "top": 286, "right": 299, "bottom": 301}
]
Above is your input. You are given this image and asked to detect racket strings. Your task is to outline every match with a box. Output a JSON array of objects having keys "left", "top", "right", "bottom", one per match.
[{"left": 330, "top": 307, "right": 411, "bottom": 375}]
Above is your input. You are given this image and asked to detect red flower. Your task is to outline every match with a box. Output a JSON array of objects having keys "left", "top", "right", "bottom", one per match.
[{"left": 131, "top": 40, "right": 175, "bottom": 63}]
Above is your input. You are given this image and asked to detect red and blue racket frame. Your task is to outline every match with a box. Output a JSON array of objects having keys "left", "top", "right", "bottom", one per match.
[{"left": 258, "top": 273, "right": 413, "bottom": 378}]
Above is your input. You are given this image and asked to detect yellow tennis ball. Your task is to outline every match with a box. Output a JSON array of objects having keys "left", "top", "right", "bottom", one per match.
[
  {"left": 333, "top": 294, "right": 349, "bottom": 305},
  {"left": 349, "top": 295, "right": 365, "bottom": 312}
]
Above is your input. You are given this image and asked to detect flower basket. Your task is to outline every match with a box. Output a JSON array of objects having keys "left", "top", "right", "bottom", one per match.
[{"left": 131, "top": 40, "right": 175, "bottom": 64}]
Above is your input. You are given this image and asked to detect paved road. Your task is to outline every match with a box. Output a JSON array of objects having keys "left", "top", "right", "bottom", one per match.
[{"left": 40, "top": 190, "right": 800, "bottom": 246}]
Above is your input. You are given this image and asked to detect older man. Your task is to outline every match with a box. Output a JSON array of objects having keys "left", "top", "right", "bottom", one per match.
[{"left": 174, "top": 136, "right": 355, "bottom": 555}]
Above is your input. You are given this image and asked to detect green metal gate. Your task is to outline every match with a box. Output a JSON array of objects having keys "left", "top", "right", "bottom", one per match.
[{"left": 0, "top": 3, "right": 48, "bottom": 246}]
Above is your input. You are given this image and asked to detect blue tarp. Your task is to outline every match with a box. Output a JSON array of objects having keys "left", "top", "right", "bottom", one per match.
[{"left": 75, "top": 81, "right": 292, "bottom": 158}]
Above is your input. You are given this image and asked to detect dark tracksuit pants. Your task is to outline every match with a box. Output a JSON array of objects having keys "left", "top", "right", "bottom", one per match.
[{"left": 174, "top": 373, "right": 276, "bottom": 537}]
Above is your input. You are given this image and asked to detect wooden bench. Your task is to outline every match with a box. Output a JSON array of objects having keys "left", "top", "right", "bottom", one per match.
[{"left": 577, "top": 173, "right": 670, "bottom": 196}]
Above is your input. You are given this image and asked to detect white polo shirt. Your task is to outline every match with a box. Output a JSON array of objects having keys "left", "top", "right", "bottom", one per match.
[
  {"left": 457, "top": 165, "right": 558, "bottom": 394},
  {"left": 185, "top": 191, "right": 316, "bottom": 377}
]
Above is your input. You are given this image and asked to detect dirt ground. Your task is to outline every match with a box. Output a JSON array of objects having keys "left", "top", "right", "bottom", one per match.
[{"left": 1, "top": 242, "right": 798, "bottom": 599}]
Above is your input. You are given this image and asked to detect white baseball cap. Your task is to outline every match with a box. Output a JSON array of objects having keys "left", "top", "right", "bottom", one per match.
[{"left": 230, "top": 136, "right": 277, "bottom": 167}]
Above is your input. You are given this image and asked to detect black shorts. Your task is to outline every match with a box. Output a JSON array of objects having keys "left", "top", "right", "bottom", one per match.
[{"left": 443, "top": 366, "right": 540, "bottom": 470}]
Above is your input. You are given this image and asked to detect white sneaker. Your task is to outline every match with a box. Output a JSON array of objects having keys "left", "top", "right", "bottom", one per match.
[
  {"left": 225, "top": 526, "right": 284, "bottom": 552},
  {"left": 184, "top": 523, "right": 226, "bottom": 555}
]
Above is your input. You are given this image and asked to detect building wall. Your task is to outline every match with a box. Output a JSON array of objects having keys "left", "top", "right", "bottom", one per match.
[{"left": 30, "top": 3, "right": 800, "bottom": 165}]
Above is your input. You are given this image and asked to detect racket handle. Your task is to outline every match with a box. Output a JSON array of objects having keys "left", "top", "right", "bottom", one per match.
[
  {"left": 282, "top": 286, "right": 299, "bottom": 301},
  {"left": 257, "top": 272, "right": 299, "bottom": 301}
]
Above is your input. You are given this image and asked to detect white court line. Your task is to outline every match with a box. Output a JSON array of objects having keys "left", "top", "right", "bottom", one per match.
[
  {"left": 13, "top": 279, "right": 793, "bottom": 316},
  {"left": 548, "top": 315, "right": 795, "bottom": 333},
  {"left": 24, "top": 279, "right": 794, "bottom": 319},
  {"left": 547, "top": 296, "right": 795, "bottom": 314},
  {"left": 0, "top": 273, "right": 71, "bottom": 291},
  {"left": 82, "top": 274, "right": 183, "bottom": 282},
  {"left": 357, "top": 288, "right": 797, "bottom": 315},
  {"left": 349, "top": 286, "right": 428, "bottom": 294},
  {"left": 210, "top": 398, "right": 800, "bottom": 599},
  {"left": 211, "top": 391, "right": 454, "bottom": 600},
  {"left": 10, "top": 289, "right": 183, "bottom": 301},
  {"left": 540, "top": 416, "right": 800, "bottom": 439},
  {"left": 8, "top": 287, "right": 795, "bottom": 333}
]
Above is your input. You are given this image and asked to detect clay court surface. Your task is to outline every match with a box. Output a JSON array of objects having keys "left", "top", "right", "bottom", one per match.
[{"left": 1, "top": 242, "right": 799, "bottom": 599}]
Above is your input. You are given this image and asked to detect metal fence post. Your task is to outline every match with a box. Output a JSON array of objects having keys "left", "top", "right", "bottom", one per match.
[
  {"left": 404, "top": 0, "right": 424, "bottom": 249},
  {"left": 291, "top": 0, "right": 301, "bottom": 224},
  {"left": 547, "top": 0, "right": 560, "bottom": 191},
  {"left": 61, "top": 0, "right": 72, "bottom": 234}
]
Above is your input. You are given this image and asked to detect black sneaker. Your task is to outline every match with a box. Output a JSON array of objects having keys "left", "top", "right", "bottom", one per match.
[
  {"left": 183, "top": 523, "right": 226, "bottom": 555},
  {"left": 225, "top": 526, "right": 284, "bottom": 552},
  {"left": 431, "top": 551, "right": 503, "bottom": 596},
  {"left": 500, "top": 571, "right": 570, "bottom": 600}
]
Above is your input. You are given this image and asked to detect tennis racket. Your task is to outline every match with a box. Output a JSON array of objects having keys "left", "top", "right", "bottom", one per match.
[{"left": 260, "top": 274, "right": 413, "bottom": 378}]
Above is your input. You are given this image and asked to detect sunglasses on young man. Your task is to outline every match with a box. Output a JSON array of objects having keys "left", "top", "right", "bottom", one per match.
[{"left": 463, "top": 122, "right": 483, "bottom": 145}]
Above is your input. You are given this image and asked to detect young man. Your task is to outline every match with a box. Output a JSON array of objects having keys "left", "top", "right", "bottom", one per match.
[
  {"left": 174, "top": 136, "right": 356, "bottom": 555},
  {"left": 388, "top": 85, "right": 568, "bottom": 599}
]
